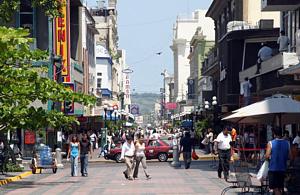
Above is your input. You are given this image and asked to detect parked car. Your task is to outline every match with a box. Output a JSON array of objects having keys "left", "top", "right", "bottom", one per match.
[{"left": 106, "top": 139, "right": 173, "bottom": 163}]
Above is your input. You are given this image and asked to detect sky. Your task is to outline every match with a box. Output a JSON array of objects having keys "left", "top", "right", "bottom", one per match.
[{"left": 89, "top": 0, "right": 213, "bottom": 93}]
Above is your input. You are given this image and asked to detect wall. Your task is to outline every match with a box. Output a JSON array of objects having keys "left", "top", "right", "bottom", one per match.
[
  {"left": 244, "top": 0, "right": 280, "bottom": 27},
  {"left": 96, "top": 58, "right": 112, "bottom": 90}
]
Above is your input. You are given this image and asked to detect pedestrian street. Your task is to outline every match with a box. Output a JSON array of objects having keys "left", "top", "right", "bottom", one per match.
[{"left": 1, "top": 161, "right": 235, "bottom": 195}]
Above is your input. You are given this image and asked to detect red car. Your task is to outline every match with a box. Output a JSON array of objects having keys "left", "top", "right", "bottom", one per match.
[{"left": 106, "top": 139, "right": 173, "bottom": 163}]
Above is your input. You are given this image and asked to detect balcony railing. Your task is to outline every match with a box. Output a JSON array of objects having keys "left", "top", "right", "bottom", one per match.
[
  {"left": 262, "top": 0, "right": 300, "bottom": 11},
  {"left": 239, "top": 52, "right": 299, "bottom": 82},
  {"left": 202, "top": 47, "right": 218, "bottom": 73}
]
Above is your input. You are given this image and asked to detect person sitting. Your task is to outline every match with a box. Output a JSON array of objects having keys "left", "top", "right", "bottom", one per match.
[{"left": 256, "top": 43, "right": 273, "bottom": 74}]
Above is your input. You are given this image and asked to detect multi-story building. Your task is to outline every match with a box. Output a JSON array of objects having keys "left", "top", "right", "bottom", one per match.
[
  {"left": 202, "top": 0, "right": 281, "bottom": 114},
  {"left": 170, "top": 10, "right": 214, "bottom": 114},
  {"left": 188, "top": 27, "right": 214, "bottom": 109}
]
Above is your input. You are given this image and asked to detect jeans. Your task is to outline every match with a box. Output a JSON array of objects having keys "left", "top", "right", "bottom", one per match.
[
  {"left": 133, "top": 155, "right": 149, "bottom": 178},
  {"left": 70, "top": 155, "right": 78, "bottom": 176},
  {"left": 218, "top": 149, "right": 230, "bottom": 179},
  {"left": 80, "top": 154, "right": 89, "bottom": 176},
  {"left": 183, "top": 152, "right": 191, "bottom": 168}
]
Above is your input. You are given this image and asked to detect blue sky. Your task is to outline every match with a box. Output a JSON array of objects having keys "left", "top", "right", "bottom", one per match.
[{"left": 89, "top": 0, "right": 213, "bottom": 93}]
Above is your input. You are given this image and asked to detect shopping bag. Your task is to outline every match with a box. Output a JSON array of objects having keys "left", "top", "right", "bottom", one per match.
[
  {"left": 192, "top": 150, "right": 199, "bottom": 160},
  {"left": 257, "top": 160, "right": 269, "bottom": 181}
]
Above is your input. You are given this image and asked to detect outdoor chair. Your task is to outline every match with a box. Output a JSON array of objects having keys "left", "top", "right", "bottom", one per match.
[{"left": 221, "top": 161, "right": 269, "bottom": 195}]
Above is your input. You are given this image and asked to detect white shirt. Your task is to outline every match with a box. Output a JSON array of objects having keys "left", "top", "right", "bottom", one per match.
[
  {"left": 207, "top": 132, "right": 214, "bottom": 143},
  {"left": 120, "top": 141, "right": 135, "bottom": 159},
  {"left": 135, "top": 143, "right": 146, "bottom": 157},
  {"left": 215, "top": 132, "right": 232, "bottom": 150},
  {"left": 293, "top": 136, "right": 300, "bottom": 148},
  {"left": 277, "top": 36, "right": 289, "bottom": 52},
  {"left": 90, "top": 133, "right": 97, "bottom": 142},
  {"left": 240, "top": 81, "right": 252, "bottom": 97}
]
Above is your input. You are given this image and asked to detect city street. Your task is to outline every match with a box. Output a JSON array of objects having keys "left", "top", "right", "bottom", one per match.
[{"left": 0, "top": 161, "right": 233, "bottom": 195}]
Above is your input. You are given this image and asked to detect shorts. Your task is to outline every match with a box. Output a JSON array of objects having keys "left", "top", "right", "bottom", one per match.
[{"left": 268, "top": 171, "right": 285, "bottom": 189}]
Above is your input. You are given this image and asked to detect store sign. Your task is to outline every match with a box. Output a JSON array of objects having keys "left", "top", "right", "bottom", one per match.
[
  {"left": 55, "top": 0, "right": 70, "bottom": 82},
  {"left": 24, "top": 130, "right": 35, "bottom": 145},
  {"left": 165, "top": 102, "right": 177, "bottom": 110}
]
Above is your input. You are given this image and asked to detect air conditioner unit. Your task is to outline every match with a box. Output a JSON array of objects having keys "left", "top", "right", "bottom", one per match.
[{"left": 259, "top": 19, "right": 274, "bottom": 29}]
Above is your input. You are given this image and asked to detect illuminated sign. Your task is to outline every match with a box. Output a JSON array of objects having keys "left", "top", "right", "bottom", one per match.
[{"left": 55, "top": 0, "right": 70, "bottom": 82}]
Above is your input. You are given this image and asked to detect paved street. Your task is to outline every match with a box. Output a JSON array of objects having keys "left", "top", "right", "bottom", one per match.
[{"left": 0, "top": 161, "right": 236, "bottom": 195}]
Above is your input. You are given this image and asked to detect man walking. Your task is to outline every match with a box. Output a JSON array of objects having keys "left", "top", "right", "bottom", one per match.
[
  {"left": 120, "top": 134, "right": 135, "bottom": 180},
  {"left": 266, "top": 127, "right": 291, "bottom": 195},
  {"left": 80, "top": 133, "right": 92, "bottom": 177},
  {"left": 215, "top": 126, "right": 232, "bottom": 180},
  {"left": 180, "top": 131, "right": 193, "bottom": 169}
]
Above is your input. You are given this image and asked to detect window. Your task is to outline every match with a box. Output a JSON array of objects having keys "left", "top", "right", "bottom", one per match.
[
  {"left": 97, "top": 78, "right": 102, "bottom": 88},
  {"left": 97, "top": 72, "right": 102, "bottom": 76}
]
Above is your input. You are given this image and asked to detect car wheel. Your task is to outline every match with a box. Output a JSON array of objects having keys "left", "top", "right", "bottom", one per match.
[
  {"left": 115, "top": 153, "right": 122, "bottom": 163},
  {"left": 158, "top": 153, "right": 168, "bottom": 162}
]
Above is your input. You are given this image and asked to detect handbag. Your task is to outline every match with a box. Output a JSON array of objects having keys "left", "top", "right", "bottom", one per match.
[
  {"left": 257, "top": 160, "right": 269, "bottom": 181},
  {"left": 192, "top": 150, "right": 199, "bottom": 160}
]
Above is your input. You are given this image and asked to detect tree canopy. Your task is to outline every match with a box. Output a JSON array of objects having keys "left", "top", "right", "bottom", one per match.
[{"left": 0, "top": 1, "right": 96, "bottom": 133}]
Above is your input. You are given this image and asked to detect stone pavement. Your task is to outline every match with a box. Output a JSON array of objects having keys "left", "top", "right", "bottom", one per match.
[{"left": 0, "top": 161, "right": 240, "bottom": 195}]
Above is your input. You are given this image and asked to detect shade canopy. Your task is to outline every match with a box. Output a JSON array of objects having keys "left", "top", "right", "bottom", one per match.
[{"left": 222, "top": 96, "right": 300, "bottom": 124}]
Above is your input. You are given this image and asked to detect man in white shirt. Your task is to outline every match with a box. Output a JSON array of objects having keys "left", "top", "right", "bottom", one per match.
[
  {"left": 292, "top": 132, "right": 300, "bottom": 149},
  {"left": 240, "top": 77, "right": 252, "bottom": 106},
  {"left": 214, "top": 127, "right": 232, "bottom": 180},
  {"left": 277, "top": 31, "right": 289, "bottom": 52},
  {"left": 120, "top": 135, "right": 135, "bottom": 180}
]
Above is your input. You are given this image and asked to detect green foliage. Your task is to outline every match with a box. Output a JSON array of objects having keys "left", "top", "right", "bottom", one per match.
[
  {"left": 195, "top": 119, "right": 209, "bottom": 138},
  {"left": 0, "top": 0, "right": 64, "bottom": 23},
  {"left": 0, "top": 27, "right": 95, "bottom": 133},
  {"left": 6, "top": 162, "right": 24, "bottom": 172}
]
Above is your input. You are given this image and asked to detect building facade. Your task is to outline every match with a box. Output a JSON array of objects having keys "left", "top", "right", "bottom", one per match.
[{"left": 170, "top": 10, "right": 214, "bottom": 114}]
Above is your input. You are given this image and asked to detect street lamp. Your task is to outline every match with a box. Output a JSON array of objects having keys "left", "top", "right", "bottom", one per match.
[{"left": 103, "top": 104, "right": 108, "bottom": 128}]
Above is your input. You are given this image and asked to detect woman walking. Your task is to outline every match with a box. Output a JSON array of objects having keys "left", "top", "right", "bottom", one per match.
[
  {"left": 68, "top": 135, "right": 80, "bottom": 177},
  {"left": 133, "top": 135, "right": 151, "bottom": 179}
]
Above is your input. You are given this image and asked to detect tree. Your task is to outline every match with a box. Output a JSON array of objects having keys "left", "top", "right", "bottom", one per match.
[{"left": 0, "top": 27, "right": 95, "bottom": 134}]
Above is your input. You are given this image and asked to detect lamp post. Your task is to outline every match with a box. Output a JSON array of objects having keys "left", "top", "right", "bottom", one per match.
[
  {"left": 103, "top": 104, "right": 108, "bottom": 128},
  {"left": 204, "top": 96, "right": 218, "bottom": 128},
  {"left": 113, "top": 105, "right": 118, "bottom": 125},
  {"left": 161, "top": 70, "right": 166, "bottom": 126}
]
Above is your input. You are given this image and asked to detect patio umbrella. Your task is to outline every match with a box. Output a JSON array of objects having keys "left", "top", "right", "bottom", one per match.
[{"left": 222, "top": 96, "right": 300, "bottom": 126}]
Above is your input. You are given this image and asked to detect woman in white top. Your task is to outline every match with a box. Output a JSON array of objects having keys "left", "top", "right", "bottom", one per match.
[{"left": 133, "top": 135, "right": 151, "bottom": 179}]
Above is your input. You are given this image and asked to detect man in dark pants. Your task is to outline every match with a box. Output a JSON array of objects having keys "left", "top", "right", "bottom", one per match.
[
  {"left": 214, "top": 127, "right": 232, "bottom": 180},
  {"left": 180, "top": 131, "right": 193, "bottom": 169},
  {"left": 80, "top": 133, "right": 92, "bottom": 177}
]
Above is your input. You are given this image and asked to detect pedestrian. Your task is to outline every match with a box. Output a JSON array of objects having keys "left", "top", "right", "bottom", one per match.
[
  {"left": 292, "top": 131, "right": 300, "bottom": 149},
  {"left": 67, "top": 135, "right": 80, "bottom": 177},
  {"left": 133, "top": 135, "right": 151, "bottom": 180},
  {"left": 214, "top": 126, "right": 232, "bottom": 180},
  {"left": 120, "top": 134, "right": 135, "bottom": 180},
  {"left": 80, "top": 133, "right": 92, "bottom": 177},
  {"left": 180, "top": 131, "right": 193, "bottom": 169},
  {"left": 256, "top": 43, "right": 273, "bottom": 74},
  {"left": 231, "top": 127, "right": 237, "bottom": 147},
  {"left": 89, "top": 131, "right": 97, "bottom": 152},
  {"left": 207, "top": 128, "right": 214, "bottom": 155},
  {"left": 265, "top": 127, "right": 291, "bottom": 195},
  {"left": 277, "top": 30, "right": 289, "bottom": 52}
]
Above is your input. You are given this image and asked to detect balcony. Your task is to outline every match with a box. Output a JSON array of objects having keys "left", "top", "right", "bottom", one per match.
[
  {"left": 261, "top": 0, "right": 300, "bottom": 11},
  {"left": 202, "top": 47, "right": 218, "bottom": 74},
  {"left": 239, "top": 52, "right": 299, "bottom": 82}
]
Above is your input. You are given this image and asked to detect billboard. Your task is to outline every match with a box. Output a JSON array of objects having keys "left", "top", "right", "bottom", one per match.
[
  {"left": 165, "top": 102, "right": 177, "bottom": 110},
  {"left": 55, "top": 0, "right": 71, "bottom": 83}
]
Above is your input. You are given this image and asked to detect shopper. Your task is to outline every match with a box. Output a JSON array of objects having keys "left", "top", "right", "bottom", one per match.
[
  {"left": 180, "top": 131, "right": 193, "bottom": 169},
  {"left": 206, "top": 128, "right": 214, "bottom": 154},
  {"left": 80, "top": 133, "right": 92, "bottom": 177},
  {"left": 266, "top": 127, "right": 291, "bottom": 195},
  {"left": 89, "top": 131, "right": 97, "bottom": 152},
  {"left": 120, "top": 134, "right": 135, "bottom": 180},
  {"left": 215, "top": 126, "right": 232, "bottom": 180},
  {"left": 133, "top": 135, "right": 151, "bottom": 179},
  {"left": 67, "top": 135, "right": 80, "bottom": 177}
]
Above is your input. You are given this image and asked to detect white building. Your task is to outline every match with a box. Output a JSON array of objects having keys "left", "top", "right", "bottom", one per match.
[{"left": 170, "top": 10, "right": 214, "bottom": 105}]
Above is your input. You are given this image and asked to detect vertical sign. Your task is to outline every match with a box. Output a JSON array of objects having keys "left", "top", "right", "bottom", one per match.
[
  {"left": 55, "top": 0, "right": 71, "bottom": 83},
  {"left": 124, "top": 74, "right": 131, "bottom": 105}
]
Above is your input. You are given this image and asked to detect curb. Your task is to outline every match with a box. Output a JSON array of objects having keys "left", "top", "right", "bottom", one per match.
[{"left": 0, "top": 171, "right": 32, "bottom": 186}]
